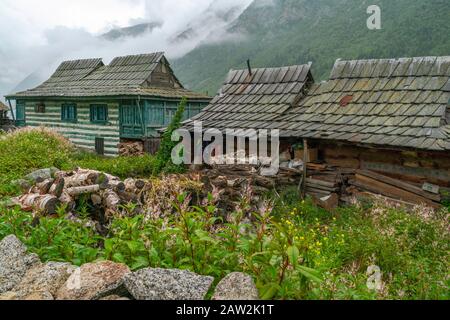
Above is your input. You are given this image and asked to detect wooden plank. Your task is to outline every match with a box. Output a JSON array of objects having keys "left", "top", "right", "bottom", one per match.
[
  {"left": 357, "top": 170, "right": 441, "bottom": 202},
  {"left": 302, "top": 139, "right": 308, "bottom": 198},
  {"left": 353, "top": 174, "right": 440, "bottom": 209},
  {"left": 306, "top": 178, "right": 337, "bottom": 189},
  {"left": 361, "top": 161, "right": 450, "bottom": 186}
]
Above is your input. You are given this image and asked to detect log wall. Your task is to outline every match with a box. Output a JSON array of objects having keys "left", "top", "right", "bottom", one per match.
[
  {"left": 317, "top": 142, "right": 450, "bottom": 187},
  {"left": 24, "top": 100, "right": 120, "bottom": 157}
]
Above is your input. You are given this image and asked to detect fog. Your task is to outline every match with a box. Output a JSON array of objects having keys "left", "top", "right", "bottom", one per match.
[{"left": 0, "top": 0, "right": 253, "bottom": 100}]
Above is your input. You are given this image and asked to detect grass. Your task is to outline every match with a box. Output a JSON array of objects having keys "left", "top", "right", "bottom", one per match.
[
  {"left": 0, "top": 127, "right": 158, "bottom": 198},
  {"left": 0, "top": 195, "right": 448, "bottom": 300},
  {"left": 0, "top": 128, "right": 448, "bottom": 300}
]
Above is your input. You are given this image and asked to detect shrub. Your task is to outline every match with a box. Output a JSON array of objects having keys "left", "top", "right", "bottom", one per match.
[
  {"left": 0, "top": 127, "right": 74, "bottom": 196},
  {"left": 153, "top": 98, "right": 187, "bottom": 175},
  {"left": 0, "top": 207, "right": 102, "bottom": 266},
  {"left": 66, "top": 151, "right": 157, "bottom": 179}
]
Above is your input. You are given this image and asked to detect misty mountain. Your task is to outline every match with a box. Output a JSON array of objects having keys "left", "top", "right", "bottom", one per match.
[
  {"left": 172, "top": 0, "right": 450, "bottom": 94},
  {"left": 169, "top": 2, "right": 244, "bottom": 45},
  {"left": 101, "top": 22, "right": 162, "bottom": 41},
  {"left": 9, "top": 0, "right": 450, "bottom": 98}
]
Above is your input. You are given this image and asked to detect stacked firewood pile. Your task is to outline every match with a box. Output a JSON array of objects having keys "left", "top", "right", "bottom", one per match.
[
  {"left": 118, "top": 141, "right": 145, "bottom": 156},
  {"left": 347, "top": 170, "right": 443, "bottom": 209},
  {"left": 303, "top": 163, "right": 444, "bottom": 209},
  {"left": 12, "top": 168, "right": 148, "bottom": 219},
  {"left": 190, "top": 164, "right": 303, "bottom": 213}
]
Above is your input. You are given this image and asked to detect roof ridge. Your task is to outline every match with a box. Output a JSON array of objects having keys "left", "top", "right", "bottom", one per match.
[{"left": 336, "top": 55, "right": 450, "bottom": 64}]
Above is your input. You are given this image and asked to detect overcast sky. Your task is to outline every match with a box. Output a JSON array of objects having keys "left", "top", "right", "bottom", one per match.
[{"left": 0, "top": 0, "right": 253, "bottom": 99}]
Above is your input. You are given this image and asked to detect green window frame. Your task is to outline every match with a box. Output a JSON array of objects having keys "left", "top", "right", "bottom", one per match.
[
  {"left": 90, "top": 104, "right": 108, "bottom": 124},
  {"left": 61, "top": 104, "right": 77, "bottom": 123}
]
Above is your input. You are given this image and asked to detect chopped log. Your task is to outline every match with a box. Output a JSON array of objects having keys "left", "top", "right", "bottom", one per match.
[
  {"left": 124, "top": 178, "right": 146, "bottom": 193},
  {"left": 18, "top": 194, "right": 61, "bottom": 215},
  {"left": 91, "top": 194, "right": 103, "bottom": 206},
  {"left": 306, "top": 178, "right": 337, "bottom": 189},
  {"left": 64, "top": 170, "right": 99, "bottom": 188},
  {"left": 312, "top": 193, "right": 339, "bottom": 211},
  {"left": 117, "top": 190, "right": 139, "bottom": 203},
  {"left": 306, "top": 187, "right": 332, "bottom": 197},
  {"left": 49, "top": 177, "right": 65, "bottom": 198},
  {"left": 34, "top": 179, "right": 54, "bottom": 195},
  {"left": 357, "top": 170, "right": 441, "bottom": 202},
  {"left": 353, "top": 174, "right": 440, "bottom": 209},
  {"left": 102, "top": 190, "right": 121, "bottom": 210},
  {"left": 307, "top": 163, "right": 328, "bottom": 171},
  {"left": 66, "top": 185, "right": 101, "bottom": 197}
]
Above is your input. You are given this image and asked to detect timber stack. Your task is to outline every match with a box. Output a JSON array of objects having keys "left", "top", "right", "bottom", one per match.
[
  {"left": 302, "top": 163, "right": 444, "bottom": 210},
  {"left": 118, "top": 141, "right": 145, "bottom": 156},
  {"left": 12, "top": 168, "right": 146, "bottom": 221}
]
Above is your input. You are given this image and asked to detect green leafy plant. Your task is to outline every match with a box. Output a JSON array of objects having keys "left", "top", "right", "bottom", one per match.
[{"left": 152, "top": 98, "right": 187, "bottom": 175}]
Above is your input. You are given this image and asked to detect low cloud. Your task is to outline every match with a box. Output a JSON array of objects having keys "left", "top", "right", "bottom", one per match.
[{"left": 0, "top": 0, "right": 253, "bottom": 100}]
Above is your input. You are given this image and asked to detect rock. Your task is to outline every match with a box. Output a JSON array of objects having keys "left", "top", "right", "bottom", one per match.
[
  {"left": 11, "top": 179, "right": 32, "bottom": 192},
  {"left": 99, "top": 295, "right": 130, "bottom": 301},
  {"left": 212, "top": 272, "right": 259, "bottom": 300},
  {"left": 12, "top": 262, "right": 75, "bottom": 300},
  {"left": 56, "top": 261, "right": 130, "bottom": 300},
  {"left": 0, "top": 291, "right": 18, "bottom": 300},
  {"left": 124, "top": 268, "right": 214, "bottom": 300},
  {"left": 0, "top": 235, "right": 40, "bottom": 294},
  {"left": 24, "top": 168, "right": 59, "bottom": 183}
]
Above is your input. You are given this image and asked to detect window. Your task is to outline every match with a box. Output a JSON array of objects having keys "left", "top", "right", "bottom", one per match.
[
  {"left": 34, "top": 103, "right": 45, "bottom": 113},
  {"left": 61, "top": 104, "right": 77, "bottom": 122},
  {"left": 90, "top": 104, "right": 108, "bottom": 123}
]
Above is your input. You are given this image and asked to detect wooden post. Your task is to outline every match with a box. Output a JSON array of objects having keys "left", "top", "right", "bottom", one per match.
[
  {"left": 7, "top": 99, "right": 15, "bottom": 121},
  {"left": 302, "top": 139, "right": 308, "bottom": 198}
]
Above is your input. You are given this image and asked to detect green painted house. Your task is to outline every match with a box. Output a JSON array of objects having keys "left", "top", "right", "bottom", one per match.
[{"left": 5, "top": 52, "right": 211, "bottom": 156}]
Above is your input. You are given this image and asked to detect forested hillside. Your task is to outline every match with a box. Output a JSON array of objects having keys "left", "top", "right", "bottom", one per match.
[{"left": 172, "top": 0, "right": 450, "bottom": 95}]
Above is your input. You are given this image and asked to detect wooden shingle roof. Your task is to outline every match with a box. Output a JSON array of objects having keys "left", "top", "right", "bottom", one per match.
[
  {"left": 277, "top": 56, "right": 450, "bottom": 151},
  {"left": 183, "top": 64, "right": 313, "bottom": 131},
  {"left": 6, "top": 52, "right": 210, "bottom": 101}
]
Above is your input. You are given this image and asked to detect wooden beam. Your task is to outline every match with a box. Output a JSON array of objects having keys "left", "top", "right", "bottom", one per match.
[
  {"left": 353, "top": 174, "right": 440, "bottom": 209},
  {"left": 357, "top": 170, "right": 441, "bottom": 202},
  {"left": 7, "top": 99, "right": 15, "bottom": 121},
  {"left": 302, "top": 139, "right": 308, "bottom": 198}
]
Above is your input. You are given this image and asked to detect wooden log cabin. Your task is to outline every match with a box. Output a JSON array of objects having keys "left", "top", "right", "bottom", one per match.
[
  {"left": 185, "top": 56, "right": 450, "bottom": 193},
  {"left": 0, "top": 101, "right": 13, "bottom": 130},
  {"left": 5, "top": 52, "right": 211, "bottom": 156}
]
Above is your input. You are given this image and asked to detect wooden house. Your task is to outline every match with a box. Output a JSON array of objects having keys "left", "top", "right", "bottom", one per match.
[
  {"left": 0, "top": 101, "right": 8, "bottom": 121},
  {"left": 0, "top": 101, "right": 13, "bottom": 130},
  {"left": 277, "top": 57, "right": 450, "bottom": 187},
  {"left": 5, "top": 52, "right": 211, "bottom": 156},
  {"left": 185, "top": 56, "right": 450, "bottom": 189}
]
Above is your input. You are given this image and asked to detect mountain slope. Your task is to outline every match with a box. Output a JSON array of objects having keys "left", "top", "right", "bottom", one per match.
[
  {"left": 172, "top": 0, "right": 450, "bottom": 94},
  {"left": 101, "top": 22, "right": 162, "bottom": 41}
]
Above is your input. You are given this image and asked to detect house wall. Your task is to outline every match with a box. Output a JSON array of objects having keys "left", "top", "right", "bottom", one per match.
[
  {"left": 314, "top": 141, "right": 450, "bottom": 187},
  {"left": 21, "top": 98, "right": 208, "bottom": 157},
  {"left": 23, "top": 100, "right": 120, "bottom": 157}
]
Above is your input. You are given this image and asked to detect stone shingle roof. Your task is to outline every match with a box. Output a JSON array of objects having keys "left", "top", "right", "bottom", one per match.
[
  {"left": 276, "top": 56, "right": 450, "bottom": 151},
  {"left": 184, "top": 64, "right": 313, "bottom": 131},
  {"left": 6, "top": 52, "right": 210, "bottom": 101}
]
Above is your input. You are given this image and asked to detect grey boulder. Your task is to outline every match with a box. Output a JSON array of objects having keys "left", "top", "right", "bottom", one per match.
[
  {"left": 24, "top": 168, "right": 59, "bottom": 183},
  {"left": 56, "top": 261, "right": 131, "bottom": 300},
  {"left": 0, "top": 235, "right": 40, "bottom": 294},
  {"left": 124, "top": 268, "right": 214, "bottom": 300},
  {"left": 212, "top": 272, "right": 259, "bottom": 300},
  {"left": 10, "top": 262, "right": 75, "bottom": 300}
]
